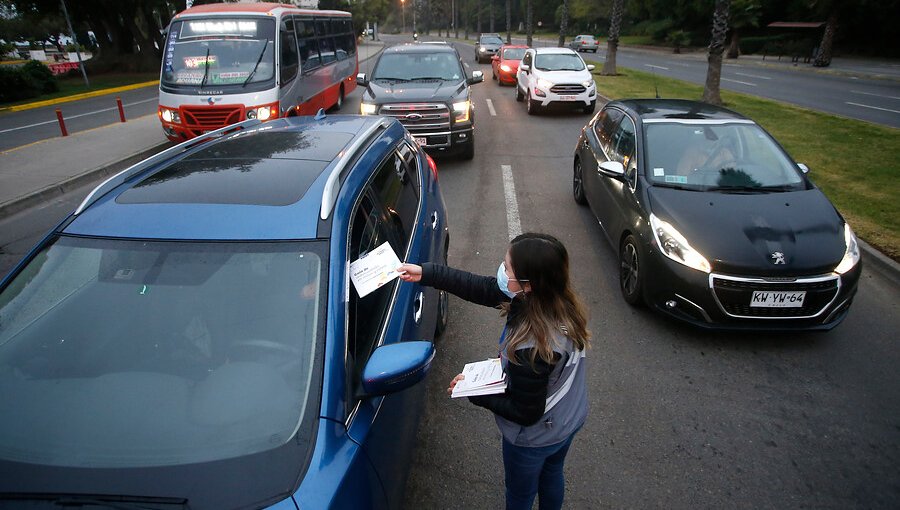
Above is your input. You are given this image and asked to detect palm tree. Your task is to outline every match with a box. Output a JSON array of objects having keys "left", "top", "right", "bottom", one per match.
[
  {"left": 525, "top": 0, "right": 533, "bottom": 47},
  {"left": 505, "top": 0, "right": 511, "bottom": 43},
  {"left": 701, "top": 0, "right": 730, "bottom": 105},
  {"left": 726, "top": 0, "right": 760, "bottom": 59},
  {"left": 814, "top": 10, "right": 838, "bottom": 67},
  {"left": 601, "top": 0, "right": 624, "bottom": 76},
  {"left": 558, "top": 0, "right": 569, "bottom": 47}
]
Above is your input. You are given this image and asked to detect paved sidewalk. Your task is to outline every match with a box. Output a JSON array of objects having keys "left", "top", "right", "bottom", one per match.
[{"left": 0, "top": 40, "right": 384, "bottom": 219}]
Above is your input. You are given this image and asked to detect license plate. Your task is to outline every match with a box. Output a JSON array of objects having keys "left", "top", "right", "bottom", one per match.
[
  {"left": 750, "top": 290, "right": 806, "bottom": 308},
  {"left": 415, "top": 137, "right": 427, "bottom": 146},
  {"left": 559, "top": 95, "right": 577, "bottom": 101}
]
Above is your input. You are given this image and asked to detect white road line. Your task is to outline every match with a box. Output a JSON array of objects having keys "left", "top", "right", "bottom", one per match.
[
  {"left": 501, "top": 164, "right": 522, "bottom": 240},
  {"left": 735, "top": 72, "right": 772, "bottom": 80},
  {"left": 845, "top": 102, "right": 900, "bottom": 114},
  {"left": 0, "top": 97, "right": 158, "bottom": 135},
  {"left": 722, "top": 78, "right": 757, "bottom": 87},
  {"left": 850, "top": 90, "right": 900, "bottom": 101},
  {"left": 644, "top": 64, "right": 669, "bottom": 71},
  {"left": 486, "top": 98, "right": 497, "bottom": 116}
]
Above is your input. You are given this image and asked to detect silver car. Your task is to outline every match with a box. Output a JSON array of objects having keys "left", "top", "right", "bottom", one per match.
[{"left": 569, "top": 34, "right": 599, "bottom": 53}]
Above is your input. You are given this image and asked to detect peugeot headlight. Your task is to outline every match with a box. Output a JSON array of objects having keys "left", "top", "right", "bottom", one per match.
[
  {"left": 582, "top": 79, "right": 594, "bottom": 88},
  {"left": 834, "top": 223, "right": 860, "bottom": 274},
  {"left": 452, "top": 100, "right": 470, "bottom": 123},
  {"left": 649, "top": 213, "right": 711, "bottom": 273},
  {"left": 537, "top": 78, "right": 553, "bottom": 90},
  {"left": 500, "top": 64, "right": 512, "bottom": 72},
  {"left": 360, "top": 102, "right": 377, "bottom": 115}
]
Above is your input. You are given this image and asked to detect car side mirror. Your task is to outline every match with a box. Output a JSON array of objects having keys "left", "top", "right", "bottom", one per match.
[
  {"left": 598, "top": 160, "right": 626, "bottom": 179},
  {"left": 587, "top": 64, "right": 595, "bottom": 71},
  {"left": 359, "top": 341, "right": 435, "bottom": 397},
  {"left": 356, "top": 73, "right": 368, "bottom": 86},
  {"left": 468, "top": 70, "right": 484, "bottom": 84},
  {"left": 797, "top": 163, "right": 810, "bottom": 174},
  {"left": 491, "top": 55, "right": 500, "bottom": 61},
  {"left": 520, "top": 64, "right": 530, "bottom": 73}
]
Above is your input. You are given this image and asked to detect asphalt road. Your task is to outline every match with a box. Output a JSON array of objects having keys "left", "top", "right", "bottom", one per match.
[
  {"left": 503, "top": 36, "right": 900, "bottom": 129},
  {"left": 0, "top": 86, "right": 159, "bottom": 152},
  {"left": 0, "top": 37, "right": 898, "bottom": 509}
]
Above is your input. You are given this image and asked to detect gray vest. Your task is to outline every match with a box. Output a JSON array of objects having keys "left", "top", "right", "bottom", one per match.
[{"left": 497, "top": 331, "right": 588, "bottom": 447}]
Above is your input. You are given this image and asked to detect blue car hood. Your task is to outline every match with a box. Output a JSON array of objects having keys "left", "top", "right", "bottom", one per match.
[{"left": 646, "top": 186, "right": 847, "bottom": 275}]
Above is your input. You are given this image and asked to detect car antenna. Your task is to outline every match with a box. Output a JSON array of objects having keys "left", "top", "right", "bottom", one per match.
[{"left": 315, "top": 108, "right": 327, "bottom": 120}]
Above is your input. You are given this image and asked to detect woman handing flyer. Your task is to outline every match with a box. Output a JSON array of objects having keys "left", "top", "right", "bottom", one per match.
[{"left": 398, "top": 233, "right": 590, "bottom": 510}]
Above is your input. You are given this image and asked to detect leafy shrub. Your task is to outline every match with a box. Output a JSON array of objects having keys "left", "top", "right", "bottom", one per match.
[
  {"left": 629, "top": 18, "right": 675, "bottom": 41},
  {"left": 0, "top": 61, "right": 58, "bottom": 103},
  {"left": 22, "top": 60, "right": 58, "bottom": 93}
]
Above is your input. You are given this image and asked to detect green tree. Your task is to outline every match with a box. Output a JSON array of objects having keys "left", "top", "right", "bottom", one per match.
[
  {"left": 726, "top": 0, "right": 760, "bottom": 58},
  {"left": 701, "top": 0, "right": 730, "bottom": 105}
]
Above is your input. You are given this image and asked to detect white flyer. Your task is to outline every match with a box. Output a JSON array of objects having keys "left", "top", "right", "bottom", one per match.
[
  {"left": 349, "top": 241, "right": 403, "bottom": 298},
  {"left": 451, "top": 358, "right": 508, "bottom": 398}
]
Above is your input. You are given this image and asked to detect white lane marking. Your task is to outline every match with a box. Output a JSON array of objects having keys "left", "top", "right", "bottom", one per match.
[
  {"left": 850, "top": 90, "right": 900, "bottom": 101},
  {"left": 644, "top": 64, "right": 669, "bottom": 71},
  {"left": 845, "top": 102, "right": 900, "bottom": 114},
  {"left": 486, "top": 98, "right": 497, "bottom": 116},
  {"left": 722, "top": 78, "right": 757, "bottom": 87},
  {"left": 735, "top": 71, "right": 772, "bottom": 80},
  {"left": 0, "top": 97, "right": 158, "bottom": 135},
  {"left": 501, "top": 164, "right": 522, "bottom": 240}
]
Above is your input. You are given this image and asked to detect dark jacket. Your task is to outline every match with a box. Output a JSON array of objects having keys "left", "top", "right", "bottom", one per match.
[{"left": 420, "top": 263, "right": 558, "bottom": 426}]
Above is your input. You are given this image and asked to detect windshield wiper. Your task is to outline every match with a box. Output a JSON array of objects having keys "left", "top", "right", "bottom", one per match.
[
  {"left": 409, "top": 76, "right": 449, "bottom": 81},
  {"left": 373, "top": 77, "right": 410, "bottom": 82},
  {"left": 706, "top": 184, "right": 795, "bottom": 193},
  {"left": 654, "top": 183, "right": 703, "bottom": 192},
  {"left": 199, "top": 47, "right": 210, "bottom": 88},
  {"left": 0, "top": 493, "right": 188, "bottom": 510},
  {"left": 243, "top": 41, "right": 269, "bottom": 87}
]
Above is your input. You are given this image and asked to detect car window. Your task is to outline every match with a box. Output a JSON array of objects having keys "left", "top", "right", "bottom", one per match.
[
  {"left": 610, "top": 115, "right": 636, "bottom": 167},
  {"left": 372, "top": 52, "right": 463, "bottom": 81},
  {"left": 522, "top": 52, "right": 532, "bottom": 66},
  {"left": 502, "top": 48, "right": 526, "bottom": 60},
  {"left": 371, "top": 149, "right": 420, "bottom": 252},
  {"left": 480, "top": 36, "right": 503, "bottom": 45},
  {"left": 534, "top": 53, "right": 584, "bottom": 71},
  {"left": 593, "top": 108, "right": 624, "bottom": 156},
  {"left": 397, "top": 141, "right": 421, "bottom": 191},
  {"left": 279, "top": 19, "right": 299, "bottom": 84}
]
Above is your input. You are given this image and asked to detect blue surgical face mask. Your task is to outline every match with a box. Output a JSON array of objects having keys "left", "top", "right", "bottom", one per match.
[{"left": 497, "top": 261, "right": 519, "bottom": 298}]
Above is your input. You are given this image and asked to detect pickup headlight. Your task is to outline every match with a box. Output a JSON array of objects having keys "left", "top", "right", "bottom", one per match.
[
  {"left": 452, "top": 100, "right": 470, "bottom": 123},
  {"left": 360, "top": 102, "right": 377, "bottom": 115},
  {"left": 537, "top": 78, "right": 553, "bottom": 90},
  {"left": 649, "top": 213, "right": 711, "bottom": 273},
  {"left": 834, "top": 223, "right": 860, "bottom": 274}
]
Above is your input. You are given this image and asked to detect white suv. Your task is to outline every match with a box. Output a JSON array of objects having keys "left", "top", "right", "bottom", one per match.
[{"left": 516, "top": 48, "right": 597, "bottom": 115}]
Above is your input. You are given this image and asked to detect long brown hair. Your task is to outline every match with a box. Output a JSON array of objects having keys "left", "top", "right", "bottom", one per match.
[{"left": 501, "top": 233, "right": 590, "bottom": 364}]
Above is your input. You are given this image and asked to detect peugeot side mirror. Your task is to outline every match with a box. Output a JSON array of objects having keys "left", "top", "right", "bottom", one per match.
[
  {"left": 468, "top": 70, "right": 484, "bottom": 84},
  {"left": 520, "top": 64, "right": 530, "bottom": 73},
  {"left": 598, "top": 160, "right": 626, "bottom": 179},
  {"left": 359, "top": 341, "right": 435, "bottom": 397},
  {"left": 797, "top": 163, "right": 810, "bottom": 174},
  {"left": 587, "top": 64, "right": 595, "bottom": 71},
  {"left": 356, "top": 73, "right": 368, "bottom": 86}
]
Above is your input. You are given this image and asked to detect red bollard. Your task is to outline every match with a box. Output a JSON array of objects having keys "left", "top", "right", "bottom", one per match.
[
  {"left": 55, "top": 109, "right": 68, "bottom": 136},
  {"left": 116, "top": 97, "right": 126, "bottom": 123}
]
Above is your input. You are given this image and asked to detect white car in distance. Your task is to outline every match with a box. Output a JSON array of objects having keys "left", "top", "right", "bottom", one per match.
[{"left": 516, "top": 47, "right": 597, "bottom": 115}]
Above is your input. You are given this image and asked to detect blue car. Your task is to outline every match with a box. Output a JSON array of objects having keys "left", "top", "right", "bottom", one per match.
[{"left": 0, "top": 115, "right": 450, "bottom": 509}]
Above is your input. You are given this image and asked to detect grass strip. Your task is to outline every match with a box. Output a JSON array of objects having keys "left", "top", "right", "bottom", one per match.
[
  {"left": 587, "top": 64, "right": 899, "bottom": 260},
  {"left": 1, "top": 72, "right": 159, "bottom": 109}
]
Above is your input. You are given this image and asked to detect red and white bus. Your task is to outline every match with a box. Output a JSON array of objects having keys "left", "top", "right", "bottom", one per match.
[{"left": 158, "top": 2, "right": 357, "bottom": 141}]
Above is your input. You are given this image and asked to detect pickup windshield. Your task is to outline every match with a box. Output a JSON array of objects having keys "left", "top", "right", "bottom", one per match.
[
  {"left": 373, "top": 52, "right": 463, "bottom": 81},
  {"left": 161, "top": 18, "right": 276, "bottom": 89}
]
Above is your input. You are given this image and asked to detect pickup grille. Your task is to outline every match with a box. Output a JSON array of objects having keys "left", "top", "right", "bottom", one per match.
[
  {"left": 550, "top": 84, "right": 586, "bottom": 94},
  {"left": 378, "top": 103, "right": 450, "bottom": 133}
]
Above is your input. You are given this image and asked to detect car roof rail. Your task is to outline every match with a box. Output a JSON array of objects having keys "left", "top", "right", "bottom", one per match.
[
  {"left": 74, "top": 119, "right": 262, "bottom": 215},
  {"left": 320, "top": 118, "right": 392, "bottom": 220}
]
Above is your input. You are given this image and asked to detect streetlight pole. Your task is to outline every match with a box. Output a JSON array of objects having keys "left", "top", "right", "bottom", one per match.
[
  {"left": 59, "top": 0, "right": 88, "bottom": 87},
  {"left": 401, "top": 0, "right": 406, "bottom": 33}
]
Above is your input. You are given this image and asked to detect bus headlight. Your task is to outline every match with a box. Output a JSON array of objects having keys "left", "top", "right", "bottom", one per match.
[
  {"left": 650, "top": 213, "right": 711, "bottom": 273},
  {"left": 360, "top": 102, "right": 377, "bottom": 115},
  {"left": 452, "top": 100, "right": 470, "bottom": 123},
  {"left": 159, "top": 107, "right": 180, "bottom": 124},
  {"left": 834, "top": 223, "right": 860, "bottom": 274},
  {"left": 247, "top": 103, "right": 278, "bottom": 121}
]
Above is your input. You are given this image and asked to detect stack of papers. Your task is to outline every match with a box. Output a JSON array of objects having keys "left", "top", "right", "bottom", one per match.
[{"left": 451, "top": 358, "right": 507, "bottom": 398}]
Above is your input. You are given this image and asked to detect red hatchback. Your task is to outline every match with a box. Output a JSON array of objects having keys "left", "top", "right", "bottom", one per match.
[{"left": 491, "top": 45, "right": 529, "bottom": 85}]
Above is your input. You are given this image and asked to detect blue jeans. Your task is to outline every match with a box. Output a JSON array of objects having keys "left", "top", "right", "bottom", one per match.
[{"left": 501, "top": 432, "right": 577, "bottom": 510}]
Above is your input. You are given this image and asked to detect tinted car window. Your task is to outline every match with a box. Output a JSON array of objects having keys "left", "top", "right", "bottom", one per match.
[
  {"left": 0, "top": 236, "right": 323, "bottom": 468},
  {"left": 373, "top": 52, "right": 463, "bottom": 81},
  {"left": 280, "top": 19, "right": 299, "bottom": 83},
  {"left": 593, "top": 108, "right": 624, "bottom": 156},
  {"left": 371, "top": 150, "right": 420, "bottom": 252}
]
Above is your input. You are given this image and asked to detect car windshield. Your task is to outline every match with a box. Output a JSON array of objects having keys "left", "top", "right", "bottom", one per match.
[
  {"left": 373, "top": 52, "right": 463, "bottom": 81},
  {"left": 534, "top": 53, "right": 585, "bottom": 71},
  {"left": 481, "top": 36, "right": 503, "bottom": 45},
  {"left": 161, "top": 18, "right": 276, "bottom": 88},
  {"left": 0, "top": 236, "right": 324, "bottom": 468},
  {"left": 644, "top": 122, "right": 806, "bottom": 191},
  {"left": 502, "top": 48, "right": 526, "bottom": 60}
]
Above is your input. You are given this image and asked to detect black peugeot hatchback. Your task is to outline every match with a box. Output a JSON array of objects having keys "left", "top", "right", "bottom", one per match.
[{"left": 573, "top": 99, "right": 861, "bottom": 330}]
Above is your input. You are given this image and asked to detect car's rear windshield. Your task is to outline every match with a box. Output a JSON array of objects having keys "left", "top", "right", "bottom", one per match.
[
  {"left": 373, "top": 52, "right": 463, "bottom": 81},
  {"left": 502, "top": 48, "right": 526, "bottom": 60},
  {"left": 644, "top": 122, "right": 806, "bottom": 191},
  {"left": 534, "top": 53, "right": 585, "bottom": 71},
  {"left": 0, "top": 236, "right": 325, "bottom": 468}
]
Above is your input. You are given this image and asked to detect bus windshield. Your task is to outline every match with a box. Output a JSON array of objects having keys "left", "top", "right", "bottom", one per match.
[{"left": 162, "top": 18, "right": 276, "bottom": 88}]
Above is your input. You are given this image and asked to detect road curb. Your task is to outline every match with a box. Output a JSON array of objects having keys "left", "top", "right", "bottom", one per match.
[
  {"left": 0, "top": 142, "right": 171, "bottom": 220},
  {"left": 2, "top": 80, "right": 160, "bottom": 113},
  {"left": 859, "top": 239, "right": 900, "bottom": 287}
]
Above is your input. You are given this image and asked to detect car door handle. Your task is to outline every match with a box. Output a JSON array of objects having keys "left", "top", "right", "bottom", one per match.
[
  {"left": 414, "top": 292, "right": 424, "bottom": 323},
  {"left": 430, "top": 211, "right": 439, "bottom": 230}
]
